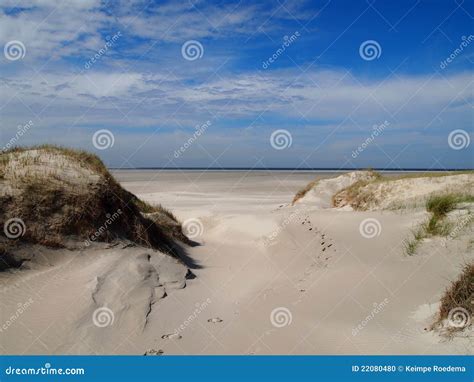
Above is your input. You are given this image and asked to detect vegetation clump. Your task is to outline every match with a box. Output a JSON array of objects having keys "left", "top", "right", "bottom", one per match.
[
  {"left": 333, "top": 171, "right": 474, "bottom": 210},
  {"left": 434, "top": 263, "right": 473, "bottom": 333},
  {"left": 0, "top": 145, "right": 190, "bottom": 258},
  {"left": 403, "top": 193, "right": 473, "bottom": 256},
  {"left": 292, "top": 179, "right": 319, "bottom": 204}
]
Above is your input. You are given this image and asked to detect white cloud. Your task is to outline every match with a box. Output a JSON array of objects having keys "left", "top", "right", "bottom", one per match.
[
  {"left": 0, "top": 0, "right": 107, "bottom": 59},
  {"left": 0, "top": 1, "right": 471, "bottom": 168},
  {"left": 1, "top": 66, "right": 471, "bottom": 132},
  {"left": 0, "top": 0, "right": 312, "bottom": 62}
]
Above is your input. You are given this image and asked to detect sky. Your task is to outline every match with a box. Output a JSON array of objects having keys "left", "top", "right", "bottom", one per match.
[{"left": 0, "top": 0, "right": 473, "bottom": 169}]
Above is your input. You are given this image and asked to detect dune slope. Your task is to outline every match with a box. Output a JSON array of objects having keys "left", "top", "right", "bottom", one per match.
[{"left": 0, "top": 147, "right": 190, "bottom": 354}]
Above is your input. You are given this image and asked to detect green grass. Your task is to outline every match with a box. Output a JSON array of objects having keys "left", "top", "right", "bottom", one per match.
[
  {"left": 425, "top": 194, "right": 474, "bottom": 236},
  {"left": 404, "top": 193, "right": 474, "bottom": 255},
  {"left": 403, "top": 225, "right": 426, "bottom": 256},
  {"left": 426, "top": 194, "right": 459, "bottom": 217},
  {"left": 425, "top": 216, "right": 452, "bottom": 236}
]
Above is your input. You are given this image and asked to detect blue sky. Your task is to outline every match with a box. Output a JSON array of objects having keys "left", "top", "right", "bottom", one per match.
[{"left": 0, "top": 0, "right": 472, "bottom": 169}]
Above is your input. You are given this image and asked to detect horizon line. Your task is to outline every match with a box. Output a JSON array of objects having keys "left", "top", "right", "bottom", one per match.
[{"left": 109, "top": 167, "right": 474, "bottom": 172}]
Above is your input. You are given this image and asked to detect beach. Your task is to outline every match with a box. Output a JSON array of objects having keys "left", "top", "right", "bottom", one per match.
[
  {"left": 111, "top": 170, "right": 472, "bottom": 354},
  {"left": 1, "top": 166, "right": 472, "bottom": 355},
  {"left": 1, "top": 1, "right": 472, "bottom": 378}
]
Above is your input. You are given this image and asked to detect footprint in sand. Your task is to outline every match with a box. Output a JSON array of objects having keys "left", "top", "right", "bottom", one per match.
[
  {"left": 208, "top": 317, "right": 223, "bottom": 323},
  {"left": 161, "top": 333, "right": 182, "bottom": 340}
]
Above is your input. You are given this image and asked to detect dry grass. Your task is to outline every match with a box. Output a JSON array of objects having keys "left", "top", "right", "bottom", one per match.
[
  {"left": 128, "top": 193, "right": 192, "bottom": 245},
  {"left": 391, "top": 170, "right": 474, "bottom": 180},
  {"left": 3, "top": 144, "right": 110, "bottom": 176},
  {"left": 292, "top": 179, "right": 319, "bottom": 204},
  {"left": 331, "top": 169, "right": 383, "bottom": 208},
  {"left": 0, "top": 146, "right": 190, "bottom": 258},
  {"left": 132, "top": 196, "right": 177, "bottom": 221},
  {"left": 434, "top": 263, "right": 473, "bottom": 333},
  {"left": 333, "top": 171, "right": 474, "bottom": 211},
  {"left": 292, "top": 169, "right": 382, "bottom": 205}
]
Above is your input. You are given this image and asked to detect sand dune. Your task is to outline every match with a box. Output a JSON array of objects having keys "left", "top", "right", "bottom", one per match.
[
  {"left": 1, "top": 160, "right": 472, "bottom": 355},
  {"left": 0, "top": 243, "right": 187, "bottom": 354},
  {"left": 292, "top": 170, "right": 378, "bottom": 208},
  {"left": 333, "top": 173, "right": 474, "bottom": 210},
  {"left": 114, "top": 170, "right": 473, "bottom": 354},
  {"left": 0, "top": 148, "right": 190, "bottom": 354}
]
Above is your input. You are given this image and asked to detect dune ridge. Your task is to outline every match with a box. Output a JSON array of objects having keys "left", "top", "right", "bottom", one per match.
[
  {"left": 0, "top": 147, "right": 191, "bottom": 354},
  {"left": 1, "top": 160, "right": 472, "bottom": 355},
  {"left": 333, "top": 172, "right": 474, "bottom": 211}
]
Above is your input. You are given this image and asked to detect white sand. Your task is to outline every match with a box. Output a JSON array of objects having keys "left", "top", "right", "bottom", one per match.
[
  {"left": 293, "top": 170, "right": 378, "bottom": 208},
  {"left": 335, "top": 173, "right": 474, "bottom": 210},
  {"left": 1, "top": 170, "right": 472, "bottom": 354}
]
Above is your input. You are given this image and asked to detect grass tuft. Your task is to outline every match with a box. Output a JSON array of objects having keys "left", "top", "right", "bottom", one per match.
[
  {"left": 426, "top": 194, "right": 458, "bottom": 217},
  {"left": 403, "top": 225, "right": 425, "bottom": 256},
  {"left": 292, "top": 179, "right": 318, "bottom": 204},
  {"left": 0, "top": 145, "right": 189, "bottom": 261},
  {"left": 403, "top": 192, "right": 474, "bottom": 255},
  {"left": 434, "top": 263, "right": 473, "bottom": 333},
  {"left": 333, "top": 170, "right": 474, "bottom": 210}
]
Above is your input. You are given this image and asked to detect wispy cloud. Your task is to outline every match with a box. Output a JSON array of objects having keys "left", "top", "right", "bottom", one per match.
[{"left": 0, "top": 0, "right": 472, "bottom": 168}]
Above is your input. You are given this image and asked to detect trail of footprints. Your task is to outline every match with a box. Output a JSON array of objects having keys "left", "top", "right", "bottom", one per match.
[
  {"left": 295, "top": 215, "right": 336, "bottom": 298},
  {"left": 150, "top": 213, "right": 336, "bottom": 347}
]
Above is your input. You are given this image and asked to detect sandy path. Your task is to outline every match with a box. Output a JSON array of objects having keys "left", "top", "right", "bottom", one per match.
[
  {"left": 1, "top": 171, "right": 471, "bottom": 355},
  {"left": 115, "top": 171, "right": 472, "bottom": 355}
]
